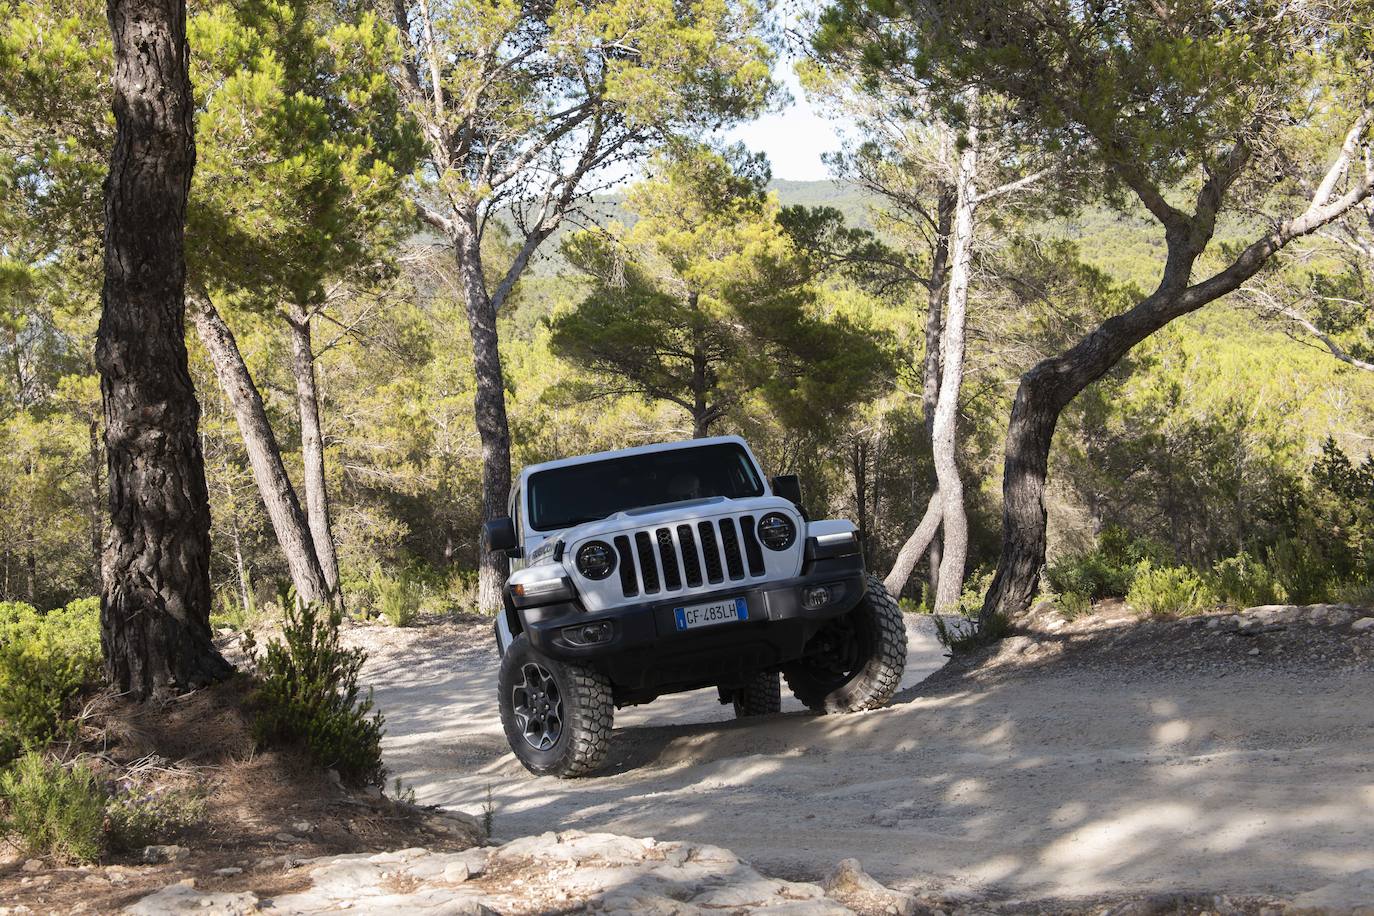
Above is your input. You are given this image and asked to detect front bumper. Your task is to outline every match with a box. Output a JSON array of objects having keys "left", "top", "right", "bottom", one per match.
[{"left": 515, "top": 552, "right": 866, "bottom": 704}]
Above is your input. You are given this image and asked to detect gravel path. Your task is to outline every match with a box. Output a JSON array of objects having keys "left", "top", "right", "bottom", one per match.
[{"left": 356, "top": 608, "right": 1374, "bottom": 902}]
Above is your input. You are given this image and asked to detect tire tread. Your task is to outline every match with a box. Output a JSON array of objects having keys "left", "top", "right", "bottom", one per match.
[
  {"left": 732, "top": 670, "right": 782, "bottom": 717},
  {"left": 784, "top": 573, "right": 907, "bottom": 714}
]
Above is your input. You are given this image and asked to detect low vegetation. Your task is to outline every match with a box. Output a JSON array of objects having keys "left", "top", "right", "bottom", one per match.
[
  {"left": 0, "top": 598, "right": 101, "bottom": 762},
  {"left": 244, "top": 596, "right": 386, "bottom": 786}
]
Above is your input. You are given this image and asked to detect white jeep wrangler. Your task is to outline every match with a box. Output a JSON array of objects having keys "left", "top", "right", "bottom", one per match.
[{"left": 483, "top": 435, "right": 907, "bottom": 777}]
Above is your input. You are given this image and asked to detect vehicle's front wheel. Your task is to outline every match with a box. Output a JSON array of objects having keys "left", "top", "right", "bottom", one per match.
[
  {"left": 783, "top": 574, "right": 906, "bottom": 714},
  {"left": 498, "top": 635, "right": 613, "bottom": 777},
  {"left": 731, "top": 670, "right": 781, "bottom": 718}
]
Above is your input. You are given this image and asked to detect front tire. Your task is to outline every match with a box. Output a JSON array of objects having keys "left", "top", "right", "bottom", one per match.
[
  {"left": 498, "top": 635, "right": 613, "bottom": 777},
  {"left": 731, "top": 670, "right": 781, "bottom": 718},
  {"left": 783, "top": 574, "right": 906, "bottom": 713}
]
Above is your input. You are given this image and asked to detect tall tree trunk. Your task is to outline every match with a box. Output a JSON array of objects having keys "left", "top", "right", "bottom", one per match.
[
  {"left": 978, "top": 149, "right": 1374, "bottom": 625},
  {"left": 189, "top": 293, "right": 331, "bottom": 607},
  {"left": 923, "top": 184, "right": 956, "bottom": 601},
  {"left": 851, "top": 438, "right": 869, "bottom": 563},
  {"left": 97, "top": 0, "right": 229, "bottom": 699},
  {"left": 931, "top": 128, "right": 978, "bottom": 611},
  {"left": 88, "top": 417, "right": 102, "bottom": 591},
  {"left": 882, "top": 185, "right": 955, "bottom": 599},
  {"left": 883, "top": 490, "right": 943, "bottom": 597},
  {"left": 455, "top": 221, "right": 512, "bottom": 614},
  {"left": 287, "top": 306, "right": 342, "bottom": 601}
]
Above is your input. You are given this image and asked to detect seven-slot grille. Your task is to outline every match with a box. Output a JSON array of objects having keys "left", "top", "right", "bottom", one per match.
[{"left": 604, "top": 516, "right": 771, "bottom": 598}]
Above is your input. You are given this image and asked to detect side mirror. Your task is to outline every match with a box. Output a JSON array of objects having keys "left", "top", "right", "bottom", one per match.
[
  {"left": 482, "top": 516, "right": 518, "bottom": 555},
  {"left": 770, "top": 474, "right": 803, "bottom": 508}
]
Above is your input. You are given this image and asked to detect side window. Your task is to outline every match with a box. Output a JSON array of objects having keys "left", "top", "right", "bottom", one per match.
[{"left": 511, "top": 488, "right": 522, "bottom": 544}]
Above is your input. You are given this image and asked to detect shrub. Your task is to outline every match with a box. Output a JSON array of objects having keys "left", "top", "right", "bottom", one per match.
[
  {"left": 933, "top": 612, "right": 1010, "bottom": 653},
  {"left": 105, "top": 778, "right": 205, "bottom": 853},
  {"left": 372, "top": 570, "right": 423, "bottom": 627},
  {"left": 210, "top": 585, "right": 260, "bottom": 632},
  {"left": 245, "top": 597, "right": 386, "bottom": 786},
  {"left": 0, "top": 751, "right": 106, "bottom": 863},
  {"left": 955, "top": 568, "right": 995, "bottom": 617},
  {"left": 1057, "top": 590, "right": 1094, "bottom": 621},
  {"left": 1127, "top": 561, "right": 1216, "bottom": 618},
  {"left": 0, "top": 598, "right": 102, "bottom": 762},
  {"left": 1264, "top": 536, "right": 1334, "bottom": 605},
  {"left": 1046, "top": 526, "right": 1166, "bottom": 602},
  {"left": 1332, "top": 581, "right": 1374, "bottom": 607},
  {"left": 1211, "top": 552, "right": 1288, "bottom": 609}
]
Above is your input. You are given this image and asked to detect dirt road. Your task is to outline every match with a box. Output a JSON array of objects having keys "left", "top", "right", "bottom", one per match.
[{"left": 357, "top": 609, "right": 1374, "bottom": 903}]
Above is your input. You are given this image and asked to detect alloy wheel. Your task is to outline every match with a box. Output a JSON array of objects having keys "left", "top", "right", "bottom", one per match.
[{"left": 511, "top": 662, "right": 564, "bottom": 751}]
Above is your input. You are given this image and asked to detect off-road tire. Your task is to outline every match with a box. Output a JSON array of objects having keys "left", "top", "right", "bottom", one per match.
[
  {"left": 498, "top": 635, "right": 613, "bottom": 777},
  {"left": 783, "top": 574, "right": 906, "bottom": 714},
  {"left": 731, "top": 671, "right": 782, "bottom": 718}
]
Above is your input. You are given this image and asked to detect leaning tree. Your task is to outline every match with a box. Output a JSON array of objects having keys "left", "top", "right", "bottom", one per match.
[
  {"left": 97, "top": 0, "right": 230, "bottom": 697},
  {"left": 819, "top": 0, "right": 1374, "bottom": 626}
]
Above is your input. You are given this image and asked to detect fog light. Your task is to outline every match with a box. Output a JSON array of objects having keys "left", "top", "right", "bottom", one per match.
[
  {"left": 802, "top": 586, "right": 830, "bottom": 610},
  {"left": 563, "top": 621, "right": 613, "bottom": 646}
]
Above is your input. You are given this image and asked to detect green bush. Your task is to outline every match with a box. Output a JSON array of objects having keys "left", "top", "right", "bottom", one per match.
[
  {"left": 245, "top": 597, "right": 386, "bottom": 786},
  {"left": 105, "top": 778, "right": 205, "bottom": 853},
  {"left": 0, "top": 598, "right": 102, "bottom": 762},
  {"left": 1127, "top": 561, "right": 1217, "bottom": 618},
  {"left": 955, "top": 568, "right": 995, "bottom": 617},
  {"left": 1211, "top": 552, "right": 1288, "bottom": 609},
  {"left": 1057, "top": 589, "right": 1094, "bottom": 621},
  {"left": 1332, "top": 581, "right": 1374, "bottom": 607},
  {"left": 1046, "top": 526, "right": 1167, "bottom": 603},
  {"left": 372, "top": 570, "right": 423, "bottom": 627},
  {"left": 0, "top": 751, "right": 106, "bottom": 863},
  {"left": 210, "top": 585, "right": 260, "bottom": 632},
  {"left": 933, "top": 611, "right": 1010, "bottom": 653},
  {"left": 1264, "top": 536, "right": 1335, "bottom": 605}
]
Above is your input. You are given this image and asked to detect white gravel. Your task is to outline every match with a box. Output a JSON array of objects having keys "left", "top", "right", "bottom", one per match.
[{"left": 358, "top": 613, "right": 1374, "bottom": 902}]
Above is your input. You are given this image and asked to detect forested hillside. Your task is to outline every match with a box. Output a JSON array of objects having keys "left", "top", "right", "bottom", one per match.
[{"left": 5, "top": 179, "right": 1372, "bottom": 615}]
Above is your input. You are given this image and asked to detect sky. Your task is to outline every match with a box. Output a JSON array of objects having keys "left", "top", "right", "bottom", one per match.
[{"left": 725, "top": 62, "right": 849, "bottom": 183}]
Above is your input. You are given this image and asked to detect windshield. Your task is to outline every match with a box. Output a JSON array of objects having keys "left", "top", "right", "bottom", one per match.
[{"left": 527, "top": 443, "right": 764, "bottom": 531}]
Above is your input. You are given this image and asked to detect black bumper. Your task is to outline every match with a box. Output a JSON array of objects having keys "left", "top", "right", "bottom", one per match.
[{"left": 516, "top": 553, "right": 866, "bottom": 704}]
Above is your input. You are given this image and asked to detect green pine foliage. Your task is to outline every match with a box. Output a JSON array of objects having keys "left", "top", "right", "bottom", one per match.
[
  {"left": 1127, "top": 562, "right": 1217, "bottom": 619},
  {"left": 245, "top": 596, "right": 386, "bottom": 786},
  {"left": 0, "top": 598, "right": 101, "bottom": 762},
  {"left": 0, "top": 751, "right": 105, "bottom": 862},
  {"left": 372, "top": 569, "right": 423, "bottom": 627},
  {"left": 2, "top": 0, "right": 1373, "bottom": 626}
]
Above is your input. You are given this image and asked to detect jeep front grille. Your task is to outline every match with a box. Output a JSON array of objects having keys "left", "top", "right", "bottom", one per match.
[{"left": 609, "top": 516, "right": 765, "bottom": 598}]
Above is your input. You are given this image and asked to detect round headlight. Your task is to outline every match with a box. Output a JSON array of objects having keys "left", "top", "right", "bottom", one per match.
[
  {"left": 757, "top": 513, "right": 796, "bottom": 551},
  {"left": 575, "top": 541, "right": 616, "bottom": 580}
]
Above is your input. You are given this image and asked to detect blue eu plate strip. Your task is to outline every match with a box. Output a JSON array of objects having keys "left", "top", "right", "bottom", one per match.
[
  {"left": 735, "top": 597, "right": 748, "bottom": 620},
  {"left": 674, "top": 607, "right": 687, "bottom": 630}
]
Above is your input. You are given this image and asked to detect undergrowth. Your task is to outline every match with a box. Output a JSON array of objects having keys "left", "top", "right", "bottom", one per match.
[{"left": 244, "top": 592, "right": 386, "bottom": 786}]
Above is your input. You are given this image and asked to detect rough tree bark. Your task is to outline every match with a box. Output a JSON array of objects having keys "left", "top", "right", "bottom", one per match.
[
  {"left": 97, "top": 0, "right": 230, "bottom": 698},
  {"left": 189, "top": 292, "right": 331, "bottom": 607},
  {"left": 930, "top": 127, "right": 978, "bottom": 611},
  {"left": 287, "top": 305, "right": 342, "bottom": 598},
  {"left": 454, "top": 220, "right": 513, "bottom": 614},
  {"left": 88, "top": 418, "right": 101, "bottom": 591},
  {"left": 979, "top": 113, "right": 1374, "bottom": 626}
]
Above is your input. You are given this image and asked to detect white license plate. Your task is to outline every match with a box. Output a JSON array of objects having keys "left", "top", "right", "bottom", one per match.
[{"left": 673, "top": 597, "right": 748, "bottom": 631}]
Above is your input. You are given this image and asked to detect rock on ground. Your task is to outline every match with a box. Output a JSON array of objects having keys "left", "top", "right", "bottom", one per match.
[{"left": 125, "top": 831, "right": 867, "bottom": 915}]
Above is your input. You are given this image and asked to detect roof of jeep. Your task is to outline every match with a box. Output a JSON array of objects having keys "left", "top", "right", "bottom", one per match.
[{"left": 516, "top": 435, "right": 757, "bottom": 485}]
